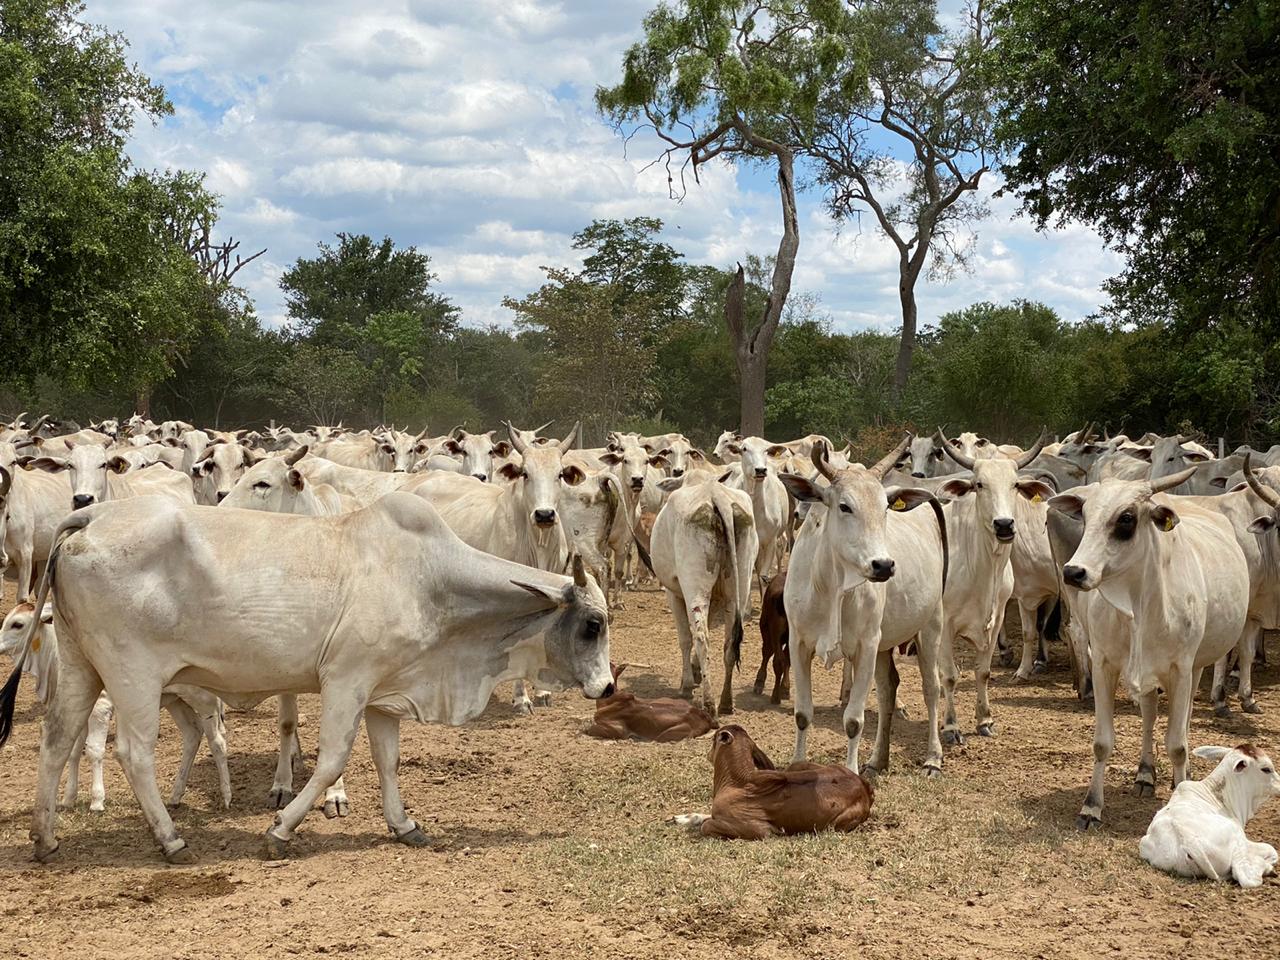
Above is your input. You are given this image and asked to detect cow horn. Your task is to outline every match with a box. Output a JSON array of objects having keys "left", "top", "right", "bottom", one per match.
[
  {"left": 448, "top": 423, "right": 466, "bottom": 441},
  {"left": 1015, "top": 428, "right": 1049, "bottom": 469},
  {"left": 1149, "top": 463, "right": 1199, "bottom": 494},
  {"left": 558, "top": 421, "right": 580, "bottom": 453},
  {"left": 938, "top": 428, "right": 974, "bottom": 470},
  {"left": 571, "top": 553, "right": 588, "bottom": 588},
  {"left": 1079, "top": 421, "right": 1096, "bottom": 444},
  {"left": 505, "top": 421, "right": 528, "bottom": 457},
  {"left": 28, "top": 414, "right": 49, "bottom": 434},
  {"left": 1243, "top": 452, "right": 1280, "bottom": 508},
  {"left": 533, "top": 420, "right": 554, "bottom": 436},
  {"left": 284, "top": 445, "right": 308, "bottom": 467},
  {"left": 0, "top": 465, "right": 10, "bottom": 499},
  {"left": 195, "top": 446, "right": 217, "bottom": 465},
  {"left": 810, "top": 440, "right": 837, "bottom": 482},
  {"left": 413, "top": 426, "right": 429, "bottom": 442},
  {"left": 870, "top": 433, "right": 913, "bottom": 479}
]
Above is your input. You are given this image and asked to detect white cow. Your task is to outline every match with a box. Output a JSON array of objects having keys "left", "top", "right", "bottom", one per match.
[
  {"left": 191, "top": 439, "right": 259, "bottom": 505},
  {"left": 1049, "top": 466, "right": 1250, "bottom": 828},
  {"left": 1140, "top": 744, "right": 1280, "bottom": 887},
  {"left": 0, "top": 493, "right": 614, "bottom": 863},
  {"left": 721, "top": 436, "right": 790, "bottom": 594},
  {"left": 650, "top": 475, "right": 757, "bottom": 716},
  {"left": 24, "top": 444, "right": 193, "bottom": 510},
  {"left": 779, "top": 437, "right": 949, "bottom": 776},
  {"left": 441, "top": 428, "right": 512, "bottom": 482}
]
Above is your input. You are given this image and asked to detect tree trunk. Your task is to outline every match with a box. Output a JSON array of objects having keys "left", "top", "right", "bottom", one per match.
[
  {"left": 134, "top": 386, "right": 152, "bottom": 420},
  {"left": 891, "top": 251, "right": 927, "bottom": 400}
]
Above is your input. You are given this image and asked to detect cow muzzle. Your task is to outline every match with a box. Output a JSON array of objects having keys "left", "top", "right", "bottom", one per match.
[
  {"left": 472, "top": 473, "right": 488, "bottom": 482},
  {"left": 671, "top": 468, "right": 684, "bottom": 478},
  {"left": 1063, "top": 564, "right": 1092, "bottom": 589},
  {"left": 869, "top": 558, "right": 896, "bottom": 582},
  {"left": 993, "top": 518, "right": 1015, "bottom": 543},
  {"left": 72, "top": 494, "right": 95, "bottom": 510},
  {"left": 753, "top": 468, "right": 768, "bottom": 480},
  {"left": 533, "top": 508, "right": 556, "bottom": 527},
  {"left": 629, "top": 477, "right": 644, "bottom": 491},
  {"left": 911, "top": 471, "right": 926, "bottom": 479}
]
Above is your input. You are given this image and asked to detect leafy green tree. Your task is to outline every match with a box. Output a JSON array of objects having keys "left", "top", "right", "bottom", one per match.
[
  {"left": 573, "top": 217, "right": 687, "bottom": 329},
  {"left": 274, "top": 344, "right": 374, "bottom": 427}
]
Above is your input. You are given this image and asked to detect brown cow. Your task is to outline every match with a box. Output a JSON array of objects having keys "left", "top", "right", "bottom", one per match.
[
  {"left": 585, "top": 665, "right": 717, "bottom": 742},
  {"left": 677, "top": 725, "right": 874, "bottom": 839},
  {"left": 753, "top": 568, "right": 790, "bottom": 703}
]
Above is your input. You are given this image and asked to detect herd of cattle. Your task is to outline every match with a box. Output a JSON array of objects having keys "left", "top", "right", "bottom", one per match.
[{"left": 0, "top": 414, "right": 1278, "bottom": 884}]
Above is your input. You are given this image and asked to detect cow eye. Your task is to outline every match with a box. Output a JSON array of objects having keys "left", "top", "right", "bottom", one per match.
[
  {"left": 839, "top": 503, "right": 852, "bottom": 514},
  {"left": 1263, "top": 766, "right": 1274, "bottom": 774},
  {"left": 582, "top": 617, "right": 602, "bottom": 640},
  {"left": 974, "top": 481, "right": 984, "bottom": 490},
  {"left": 252, "top": 481, "right": 271, "bottom": 491}
]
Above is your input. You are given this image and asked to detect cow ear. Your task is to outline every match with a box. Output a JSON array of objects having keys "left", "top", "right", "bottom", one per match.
[
  {"left": 444, "top": 439, "right": 462, "bottom": 455},
  {"left": 242, "top": 449, "right": 262, "bottom": 468},
  {"left": 287, "top": 469, "right": 305, "bottom": 492},
  {"left": 1150, "top": 504, "right": 1179, "bottom": 532},
  {"left": 940, "top": 478, "right": 974, "bottom": 499},
  {"left": 749, "top": 743, "right": 776, "bottom": 771},
  {"left": 497, "top": 462, "right": 525, "bottom": 481},
  {"left": 599, "top": 452, "right": 623, "bottom": 466},
  {"left": 492, "top": 441, "right": 511, "bottom": 458},
  {"left": 1127, "top": 447, "right": 1152, "bottom": 462},
  {"left": 1047, "top": 493, "right": 1085, "bottom": 521},
  {"left": 779, "top": 473, "right": 827, "bottom": 504},
  {"left": 688, "top": 448, "right": 705, "bottom": 461},
  {"left": 163, "top": 437, "right": 181, "bottom": 447},
  {"left": 560, "top": 465, "right": 585, "bottom": 486},
  {"left": 1016, "top": 479, "right": 1056, "bottom": 504},
  {"left": 1248, "top": 515, "right": 1276, "bottom": 535},
  {"left": 1193, "top": 746, "right": 1231, "bottom": 762},
  {"left": 884, "top": 487, "right": 934, "bottom": 512},
  {"left": 726, "top": 443, "right": 742, "bottom": 455},
  {"left": 1210, "top": 476, "right": 1228, "bottom": 488},
  {"left": 657, "top": 477, "right": 684, "bottom": 493},
  {"left": 510, "top": 579, "right": 562, "bottom": 608},
  {"left": 647, "top": 455, "right": 669, "bottom": 468},
  {"left": 765, "top": 445, "right": 789, "bottom": 458},
  {"left": 26, "top": 457, "right": 69, "bottom": 473}
]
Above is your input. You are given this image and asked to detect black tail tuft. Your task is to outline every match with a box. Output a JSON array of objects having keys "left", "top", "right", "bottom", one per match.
[
  {"left": 0, "top": 665, "right": 23, "bottom": 748},
  {"left": 731, "top": 615, "right": 744, "bottom": 671}
]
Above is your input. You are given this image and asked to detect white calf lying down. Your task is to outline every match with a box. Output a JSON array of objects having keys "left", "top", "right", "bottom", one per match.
[
  {"left": 1139, "top": 744, "right": 1280, "bottom": 888},
  {"left": 0, "top": 602, "right": 230, "bottom": 812}
]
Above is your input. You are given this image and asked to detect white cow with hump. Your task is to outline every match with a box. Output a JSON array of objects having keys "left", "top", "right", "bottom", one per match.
[
  {"left": 23, "top": 443, "right": 194, "bottom": 511},
  {"left": 780, "top": 437, "right": 949, "bottom": 776},
  {"left": 0, "top": 491, "right": 614, "bottom": 864},
  {"left": 720, "top": 436, "right": 790, "bottom": 595},
  {"left": 650, "top": 474, "right": 757, "bottom": 716},
  {"left": 1048, "top": 466, "right": 1250, "bottom": 829}
]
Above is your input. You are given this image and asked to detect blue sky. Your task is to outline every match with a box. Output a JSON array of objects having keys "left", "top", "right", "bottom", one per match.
[{"left": 99, "top": 0, "right": 1123, "bottom": 332}]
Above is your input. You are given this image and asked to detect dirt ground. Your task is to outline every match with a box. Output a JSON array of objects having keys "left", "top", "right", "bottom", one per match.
[{"left": 2, "top": 579, "right": 1280, "bottom": 960}]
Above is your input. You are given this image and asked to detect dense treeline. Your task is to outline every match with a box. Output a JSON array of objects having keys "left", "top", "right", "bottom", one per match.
[{"left": 2, "top": 0, "right": 1278, "bottom": 448}]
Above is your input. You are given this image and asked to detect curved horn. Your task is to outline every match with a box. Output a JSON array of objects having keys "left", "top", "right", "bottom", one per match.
[
  {"left": 0, "top": 465, "right": 10, "bottom": 499},
  {"left": 28, "top": 414, "right": 49, "bottom": 434},
  {"left": 505, "top": 421, "right": 528, "bottom": 457},
  {"left": 448, "top": 423, "right": 466, "bottom": 441},
  {"left": 571, "top": 553, "right": 588, "bottom": 588},
  {"left": 284, "top": 445, "right": 309, "bottom": 467},
  {"left": 557, "top": 421, "right": 580, "bottom": 453},
  {"left": 1150, "top": 463, "right": 1199, "bottom": 494},
  {"left": 413, "top": 425, "right": 430, "bottom": 442},
  {"left": 870, "top": 433, "right": 913, "bottom": 480},
  {"left": 1243, "top": 452, "right": 1280, "bottom": 508},
  {"left": 1015, "top": 429, "right": 1049, "bottom": 469},
  {"left": 937, "top": 428, "right": 974, "bottom": 470},
  {"left": 810, "top": 440, "right": 836, "bottom": 483},
  {"left": 533, "top": 420, "right": 554, "bottom": 436}
]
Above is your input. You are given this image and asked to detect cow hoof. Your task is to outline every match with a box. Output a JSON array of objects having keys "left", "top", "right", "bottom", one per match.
[
  {"left": 894, "top": 706, "right": 909, "bottom": 720},
  {"left": 396, "top": 826, "right": 432, "bottom": 848},
  {"left": 1032, "top": 660, "right": 1048, "bottom": 674},
  {"left": 942, "top": 729, "right": 964, "bottom": 747},
  {"left": 1244, "top": 701, "right": 1263, "bottom": 715},
  {"left": 770, "top": 693, "right": 784, "bottom": 705},
  {"left": 1133, "top": 781, "right": 1155, "bottom": 798},
  {"left": 322, "top": 798, "right": 349, "bottom": 819},
  {"left": 977, "top": 723, "right": 995, "bottom": 738},
  {"left": 998, "top": 649, "right": 1016, "bottom": 667},
  {"left": 534, "top": 693, "right": 553, "bottom": 708},
  {"left": 32, "top": 841, "right": 60, "bottom": 863},
  {"left": 718, "top": 700, "right": 734, "bottom": 716},
  {"left": 861, "top": 764, "right": 880, "bottom": 781},
  {"left": 268, "top": 788, "right": 294, "bottom": 810},
  {"left": 163, "top": 841, "right": 197, "bottom": 865},
  {"left": 513, "top": 701, "right": 533, "bottom": 717},
  {"left": 1214, "top": 704, "right": 1232, "bottom": 719},
  {"left": 1076, "top": 814, "right": 1101, "bottom": 832},
  {"left": 1011, "top": 672, "right": 1031, "bottom": 685},
  {"left": 165, "top": 799, "right": 184, "bottom": 811},
  {"left": 752, "top": 679, "right": 765, "bottom": 696},
  {"left": 922, "top": 764, "right": 943, "bottom": 780},
  {"left": 263, "top": 831, "right": 291, "bottom": 861},
  {"left": 89, "top": 802, "right": 105, "bottom": 814},
  {"left": 691, "top": 666, "right": 703, "bottom": 685}
]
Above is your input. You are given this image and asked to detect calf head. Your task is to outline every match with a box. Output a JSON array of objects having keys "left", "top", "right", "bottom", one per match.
[
  {"left": 708, "top": 725, "right": 776, "bottom": 791},
  {"left": 1047, "top": 466, "right": 1197, "bottom": 595},
  {"left": 1193, "top": 744, "right": 1280, "bottom": 823},
  {"left": 501, "top": 422, "right": 583, "bottom": 529},
  {"left": 376, "top": 427, "right": 429, "bottom": 473},
  {"left": 725, "top": 436, "right": 788, "bottom": 489},
  {"left": 779, "top": 436, "right": 930, "bottom": 585},
  {"left": 943, "top": 430, "right": 998, "bottom": 463},
  {"left": 600, "top": 438, "right": 667, "bottom": 493},
  {"left": 939, "top": 429, "right": 1051, "bottom": 544},
  {"left": 221, "top": 446, "right": 311, "bottom": 513},
  {"left": 193, "top": 439, "right": 260, "bottom": 504},
  {"left": 511, "top": 554, "right": 613, "bottom": 699}
]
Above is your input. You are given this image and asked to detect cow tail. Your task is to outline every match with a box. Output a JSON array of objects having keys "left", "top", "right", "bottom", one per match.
[
  {"left": 927, "top": 495, "right": 949, "bottom": 591},
  {"left": 714, "top": 491, "right": 745, "bottom": 672},
  {"left": 1175, "top": 822, "right": 1220, "bottom": 881},
  {"left": 0, "top": 511, "right": 91, "bottom": 747}
]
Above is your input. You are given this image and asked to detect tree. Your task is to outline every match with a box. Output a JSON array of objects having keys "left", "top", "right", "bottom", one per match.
[
  {"left": 597, "top": 1, "right": 855, "bottom": 435},
  {"left": 572, "top": 217, "right": 687, "bottom": 329},
  {"left": 802, "top": 0, "right": 996, "bottom": 396},
  {"left": 275, "top": 344, "right": 373, "bottom": 427},
  {"left": 994, "top": 0, "right": 1280, "bottom": 332}
]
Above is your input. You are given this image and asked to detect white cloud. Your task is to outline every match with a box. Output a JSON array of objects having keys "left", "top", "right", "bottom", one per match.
[{"left": 98, "top": 0, "right": 1122, "bottom": 334}]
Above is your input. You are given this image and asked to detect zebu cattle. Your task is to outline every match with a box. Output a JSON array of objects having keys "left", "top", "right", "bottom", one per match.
[
  {"left": 192, "top": 439, "right": 259, "bottom": 505},
  {"left": 442, "top": 428, "right": 512, "bottom": 482},
  {"left": 560, "top": 468, "right": 625, "bottom": 601},
  {"left": 650, "top": 475, "right": 757, "bottom": 716},
  {"left": 0, "top": 602, "right": 230, "bottom": 813},
  {"left": 0, "top": 493, "right": 614, "bottom": 863},
  {"left": 721, "top": 436, "right": 790, "bottom": 594},
  {"left": 1048, "top": 466, "right": 1250, "bottom": 828},
  {"left": 779, "top": 438, "right": 949, "bottom": 775},
  {"left": 935, "top": 431, "right": 1051, "bottom": 743},
  {"left": 1008, "top": 473, "right": 1062, "bottom": 680},
  {"left": 903, "top": 434, "right": 944, "bottom": 479},
  {"left": 297, "top": 455, "right": 425, "bottom": 506},
  {"left": 23, "top": 445, "right": 194, "bottom": 511},
  {"left": 2, "top": 446, "right": 70, "bottom": 599},
  {"left": 599, "top": 437, "right": 667, "bottom": 599},
  {"left": 178, "top": 429, "right": 212, "bottom": 474},
  {"left": 942, "top": 431, "right": 1003, "bottom": 463},
  {"left": 312, "top": 432, "right": 401, "bottom": 472},
  {"left": 111, "top": 442, "right": 186, "bottom": 473}
]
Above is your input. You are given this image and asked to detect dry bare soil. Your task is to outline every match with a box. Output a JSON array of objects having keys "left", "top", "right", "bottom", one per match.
[{"left": 2, "top": 582, "right": 1279, "bottom": 959}]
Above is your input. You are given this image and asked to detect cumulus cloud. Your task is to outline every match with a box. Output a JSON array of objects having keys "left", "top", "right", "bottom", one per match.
[{"left": 99, "top": 0, "right": 1122, "bottom": 331}]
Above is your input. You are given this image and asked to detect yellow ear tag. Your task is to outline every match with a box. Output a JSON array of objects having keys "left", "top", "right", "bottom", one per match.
[
  {"left": 1164, "top": 517, "right": 1174, "bottom": 531},
  {"left": 1032, "top": 493, "right": 1043, "bottom": 503},
  {"left": 892, "top": 497, "right": 907, "bottom": 511},
  {"left": 31, "top": 636, "right": 41, "bottom": 653}
]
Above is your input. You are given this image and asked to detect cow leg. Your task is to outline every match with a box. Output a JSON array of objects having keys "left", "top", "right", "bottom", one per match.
[
  {"left": 1134, "top": 689, "right": 1158, "bottom": 798},
  {"left": 754, "top": 630, "right": 773, "bottom": 696},
  {"left": 771, "top": 627, "right": 790, "bottom": 704},
  {"left": 701, "top": 816, "right": 771, "bottom": 841},
  {"left": 271, "top": 695, "right": 300, "bottom": 808},
  {"left": 790, "top": 639, "right": 816, "bottom": 764},
  {"left": 915, "top": 611, "right": 945, "bottom": 776},
  {"left": 1211, "top": 652, "right": 1232, "bottom": 718},
  {"left": 838, "top": 659, "right": 852, "bottom": 710},
  {"left": 113, "top": 690, "right": 195, "bottom": 863},
  {"left": 85, "top": 695, "right": 112, "bottom": 813},
  {"left": 31, "top": 659, "right": 102, "bottom": 861},
  {"left": 689, "top": 602, "right": 714, "bottom": 715},
  {"left": 1078, "top": 655, "right": 1119, "bottom": 830},
  {"left": 1013, "top": 600, "right": 1040, "bottom": 682},
  {"left": 975, "top": 604, "right": 1006, "bottom": 736},
  {"left": 718, "top": 607, "right": 737, "bottom": 716},
  {"left": 199, "top": 701, "right": 232, "bottom": 810},
  {"left": 60, "top": 728, "right": 87, "bottom": 810},
  {"left": 1165, "top": 667, "right": 1194, "bottom": 788},
  {"left": 939, "top": 629, "right": 963, "bottom": 746},
  {"left": 669, "top": 591, "right": 697, "bottom": 695},
  {"left": 511, "top": 680, "right": 534, "bottom": 716},
  {"left": 364, "top": 708, "right": 428, "bottom": 846},
  {"left": 1238, "top": 622, "right": 1262, "bottom": 714},
  {"left": 862, "top": 648, "right": 897, "bottom": 776},
  {"left": 163, "top": 698, "right": 203, "bottom": 808},
  {"left": 323, "top": 778, "right": 350, "bottom": 819},
  {"left": 266, "top": 691, "right": 365, "bottom": 857}
]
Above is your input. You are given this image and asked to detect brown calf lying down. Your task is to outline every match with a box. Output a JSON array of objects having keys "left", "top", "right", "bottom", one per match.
[
  {"left": 754, "top": 568, "right": 790, "bottom": 703},
  {"left": 585, "top": 664, "right": 717, "bottom": 742},
  {"left": 677, "top": 725, "right": 874, "bottom": 839}
]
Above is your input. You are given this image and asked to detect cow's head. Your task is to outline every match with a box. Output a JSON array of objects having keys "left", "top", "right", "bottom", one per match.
[
  {"left": 221, "top": 446, "right": 311, "bottom": 514},
  {"left": 26, "top": 442, "right": 131, "bottom": 509},
  {"left": 559, "top": 469, "right": 621, "bottom": 594},
  {"left": 939, "top": 429, "right": 1051, "bottom": 544},
  {"left": 193, "top": 439, "right": 260, "bottom": 505},
  {"left": 724, "top": 436, "right": 788, "bottom": 489},
  {"left": 375, "top": 428, "right": 427, "bottom": 473},
  {"left": 714, "top": 430, "right": 743, "bottom": 462},
  {"left": 906, "top": 434, "right": 944, "bottom": 479},
  {"left": 1047, "top": 466, "right": 1197, "bottom": 592},
  {"left": 1242, "top": 454, "right": 1280, "bottom": 542},
  {"left": 501, "top": 422, "right": 582, "bottom": 529},
  {"left": 511, "top": 554, "right": 613, "bottom": 699},
  {"left": 655, "top": 436, "right": 703, "bottom": 478},
  {"left": 1192, "top": 744, "right": 1280, "bottom": 822},
  {"left": 600, "top": 436, "right": 668, "bottom": 493},
  {"left": 942, "top": 430, "right": 998, "bottom": 463},
  {"left": 444, "top": 429, "right": 512, "bottom": 482},
  {"left": 780, "top": 436, "right": 926, "bottom": 585}
]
